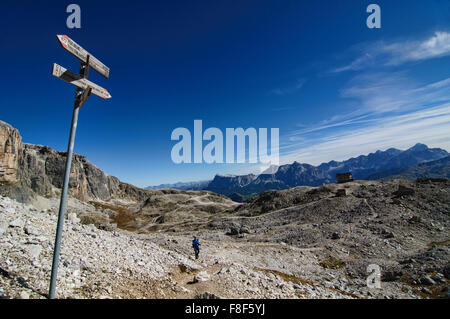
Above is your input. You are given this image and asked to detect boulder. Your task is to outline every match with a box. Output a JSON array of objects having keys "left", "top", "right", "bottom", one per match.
[
  {"left": 419, "top": 275, "right": 436, "bottom": 286},
  {"left": 193, "top": 271, "right": 211, "bottom": 283},
  {"left": 24, "top": 225, "right": 40, "bottom": 236},
  {"left": 442, "top": 264, "right": 450, "bottom": 279},
  {"left": 382, "top": 270, "right": 403, "bottom": 282},
  {"left": 227, "top": 225, "right": 240, "bottom": 236},
  {"left": 68, "top": 212, "right": 80, "bottom": 224},
  {"left": 393, "top": 185, "right": 414, "bottom": 197},
  {"left": 331, "top": 232, "right": 340, "bottom": 240},
  {"left": 336, "top": 189, "right": 346, "bottom": 197},
  {"left": 24, "top": 244, "right": 42, "bottom": 260},
  {"left": 9, "top": 218, "right": 24, "bottom": 228},
  {"left": 240, "top": 226, "right": 250, "bottom": 234},
  {"left": 421, "top": 287, "right": 432, "bottom": 294},
  {"left": 410, "top": 216, "right": 421, "bottom": 223}
]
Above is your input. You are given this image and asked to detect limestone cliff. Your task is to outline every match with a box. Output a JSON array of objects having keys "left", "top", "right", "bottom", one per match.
[
  {"left": 0, "top": 120, "right": 148, "bottom": 202},
  {"left": 0, "top": 121, "right": 22, "bottom": 183}
]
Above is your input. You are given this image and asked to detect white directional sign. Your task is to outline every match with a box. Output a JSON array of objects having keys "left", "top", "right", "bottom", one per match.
[
  {"left": 56, "top": 35, "right": 110, "bottom": 78},
  {"left": 52, "top": 63, "right": 111, "bottom": 99}
]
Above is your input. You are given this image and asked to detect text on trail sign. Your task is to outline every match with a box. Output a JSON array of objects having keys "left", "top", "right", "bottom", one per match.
[
  {"left": 52, "top": 63, "right": 111, "bottom": 99},
  {"left": 56, "top": 34, "right": 110, "bottom": 78}
]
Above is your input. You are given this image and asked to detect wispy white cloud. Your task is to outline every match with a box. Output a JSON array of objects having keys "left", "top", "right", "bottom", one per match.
[
  {"left": 385, "top": 31, "right": 450, "bottom": 65},
  {"left": 285, "top": 113, "right": 374, "bottom": 139},
  {"left": 270, "top": 79, "right": 306, "bottom": 96},
  {"left": 273, "top": 31, "right": 450, "bottom": 169},
  {"left": 280, "top": 104, "right": 450, "bottom": 165},
  {"left": 341, "top": 72, "right": 450, "bottom": 113},
  {"left": 280, "top": 75, "right": 450, "bottom": 164},
  {"left": 332, "top": 31, "right": 450, "bottom": 73},
  {"left": 332, "top": 53, "right": 377, "bottom": 73}
]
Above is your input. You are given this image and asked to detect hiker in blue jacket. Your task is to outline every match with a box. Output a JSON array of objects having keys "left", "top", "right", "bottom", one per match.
[{"left": 192, "top": 236, "right": 200, "bottom": 259}]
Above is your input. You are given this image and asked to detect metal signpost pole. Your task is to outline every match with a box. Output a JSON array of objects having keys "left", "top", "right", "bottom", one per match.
[
  {"left": 48, "top": 61, "right": 89, "bottom": 299},
  {"left": 49, "top": 35, "right": 110, "bottom": 299}
]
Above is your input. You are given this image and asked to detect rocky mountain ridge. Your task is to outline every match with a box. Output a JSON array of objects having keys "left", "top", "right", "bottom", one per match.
[
  {"left": 0, "top": 120, "right": 149, "bottom": 203},
  {"left": 167, "top": 143, "right": 448, "bottom": 196},
  {"left": 370, "top": 155, "right": 450, "bottom": 180},
  {"left": 207, "top": 143, "right": 448, "bottom": 196}
]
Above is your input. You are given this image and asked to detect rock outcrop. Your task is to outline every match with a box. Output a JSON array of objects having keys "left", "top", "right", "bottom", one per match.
[
  {"left": 0, "top": 120, "right": 147, "bottom": 202},
  {"left": 0, "top": 121, "right": 22, "bottom": 183}
]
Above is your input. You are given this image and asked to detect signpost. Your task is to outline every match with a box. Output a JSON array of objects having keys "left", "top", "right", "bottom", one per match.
[
  {"left": 49, "top": 35, "right": 111, "bottom": 299},
  {"left": 56, "top": 35, "right": 110, "bottom": 78},
  {"left": 52, "top": 63, "right": 111, "bottom": 99}
]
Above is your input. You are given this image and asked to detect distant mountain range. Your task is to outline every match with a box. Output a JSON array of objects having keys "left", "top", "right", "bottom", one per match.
[
  {"left": 373, "top": 155, "right": 450, "bottom": 180},
  {"left": 146, "top": 180, "right": 210, "bottom": 191},
  {"left": 147, "top": 143, "right": 449, "bottom": 197}
]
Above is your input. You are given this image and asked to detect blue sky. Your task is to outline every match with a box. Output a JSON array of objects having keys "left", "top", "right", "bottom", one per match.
[{"left": 1, "top": 0, "right": 450, "bottom": 187}]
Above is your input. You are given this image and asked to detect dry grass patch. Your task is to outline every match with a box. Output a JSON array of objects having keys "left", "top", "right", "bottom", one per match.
[
  {"left": 426, "top": 240, "right": 450, "bottom": 248},
  {"left": 254, "top": 267, "right": 315, "bottom": 286},
  {"left": 89, "top": 201, "right": 136, "bottom": 231},
  {"left": 319, "top": 257, "right": 346, "bottom": 269}
]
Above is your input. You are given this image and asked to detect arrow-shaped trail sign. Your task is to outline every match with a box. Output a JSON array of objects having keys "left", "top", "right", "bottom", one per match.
[
  {"left": 52, "top": 63, "right": 111, "bottom": 99},
  {"left": 56, "top": 35, "right": 110, "bottom": 78}
]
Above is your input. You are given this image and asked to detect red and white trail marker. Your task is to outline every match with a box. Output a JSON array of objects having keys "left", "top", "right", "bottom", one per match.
[{"left": 56, "top": 34, "right": 110, "bottom": 78}]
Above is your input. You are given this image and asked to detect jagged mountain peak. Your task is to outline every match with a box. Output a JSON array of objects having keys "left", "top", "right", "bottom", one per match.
[
  {"left": 407, "top": 143, "right": 429, "bottom": 152},
  {"left": 142, "top": 143, "right": 449, "bottom": 196},
  {"left": 205, "top": 143, "right": 449, "bottom": 196}
]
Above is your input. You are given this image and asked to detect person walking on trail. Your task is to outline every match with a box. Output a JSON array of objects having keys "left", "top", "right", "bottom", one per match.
[{"left": 192, "top": 236, "right": 200, "bottom": 259}]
